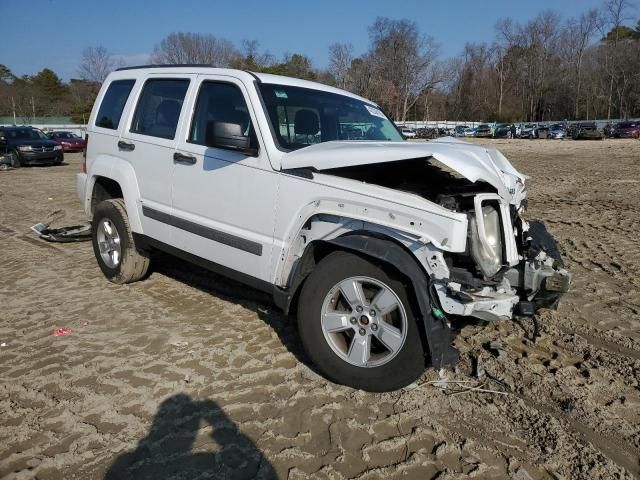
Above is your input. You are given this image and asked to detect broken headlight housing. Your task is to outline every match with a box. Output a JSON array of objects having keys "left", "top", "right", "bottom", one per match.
[{"left": 470, "top": 204, "right": 503, "bottom": 277}]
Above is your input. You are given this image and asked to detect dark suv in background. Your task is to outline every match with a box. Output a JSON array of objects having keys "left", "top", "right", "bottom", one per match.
[{"left": 0, "top": 126, "right": 63, "bottom": 166}]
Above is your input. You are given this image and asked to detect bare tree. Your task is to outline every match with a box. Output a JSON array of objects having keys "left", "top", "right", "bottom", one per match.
[
  {"left": 599, "top": 0, "right": 635, "bottom": 118},
  {"left": 328, "top": 43, "right": 354, "bottom": 89},
  {"left": 77, "top": 46, "right": 119, "bottom": 83},
  {"left": 150, "top": 32, "right": 239, "bottom": 67},
  {"left": 564, "top": 10, "right": 599, "bottom": 118},
  {"left": 367, "top": 18, "right": 441, "bottom": 121}
]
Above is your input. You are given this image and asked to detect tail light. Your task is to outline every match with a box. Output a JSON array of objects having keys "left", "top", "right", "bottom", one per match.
[{"left": 82, "top": 134, "right": 88, "bottom": 173}]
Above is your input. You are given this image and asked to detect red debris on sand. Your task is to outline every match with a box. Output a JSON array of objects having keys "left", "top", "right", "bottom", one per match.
[{"left": 53, "top": 328, "right": 71, "bottom": 336}]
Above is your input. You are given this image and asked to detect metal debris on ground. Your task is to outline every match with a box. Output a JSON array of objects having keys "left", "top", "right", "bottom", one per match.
[{"left": 419, "top": 368, "right": 511, "bottom": 396}]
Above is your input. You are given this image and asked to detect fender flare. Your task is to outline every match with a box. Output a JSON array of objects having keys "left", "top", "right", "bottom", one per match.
[
  {"left": 277, "top": 233, "right": 458, "bottom": 368},
  {"left": 87, "top": 155, "right": 143, "bottom": 233}
]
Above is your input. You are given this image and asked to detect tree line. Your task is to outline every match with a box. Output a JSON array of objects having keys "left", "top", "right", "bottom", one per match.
[{"left": 1, "top": 0, "right": 638, "bottom": 124}]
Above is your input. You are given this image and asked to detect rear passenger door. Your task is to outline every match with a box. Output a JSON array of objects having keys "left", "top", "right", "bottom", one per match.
[{"left": 120, "top": 74, "right": 195, "bottom": 242}]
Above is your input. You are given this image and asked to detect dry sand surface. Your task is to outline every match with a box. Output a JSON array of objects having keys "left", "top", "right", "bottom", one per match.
[{"left": 1, "top": 139, "right": 639, "bottom": 480}]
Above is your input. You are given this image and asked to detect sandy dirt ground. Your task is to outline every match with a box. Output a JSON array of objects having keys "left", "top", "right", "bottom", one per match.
[{"left": 1, "top": 139, "right": 639, "bottom": 480}]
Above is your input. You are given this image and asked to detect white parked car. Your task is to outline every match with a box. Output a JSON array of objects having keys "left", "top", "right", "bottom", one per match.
[
  {"left": 77, "top": 66, "right": 570, "bottom": 391},
  {"left": 400, "top": 127, "right": 416, "bottom": 138}
]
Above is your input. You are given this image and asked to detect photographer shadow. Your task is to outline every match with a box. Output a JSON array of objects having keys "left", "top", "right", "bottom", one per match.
[{"left": 105, "top": 393, "right": 277, "bottom": 480}]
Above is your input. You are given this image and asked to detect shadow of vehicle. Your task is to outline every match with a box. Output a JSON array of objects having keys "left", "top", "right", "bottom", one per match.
[
  {"left": 104, "top": 393, "right": 278, "bottom": 480},
  {"left": 149, "top": 252, "right": 320, "bottom": 376}
]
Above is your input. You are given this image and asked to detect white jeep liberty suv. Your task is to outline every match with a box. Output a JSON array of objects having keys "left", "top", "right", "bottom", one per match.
[{"left": 77, "top": 65, "right": 570, "bottom": 391}]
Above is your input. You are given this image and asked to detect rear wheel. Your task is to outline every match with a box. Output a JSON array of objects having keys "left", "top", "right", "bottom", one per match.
[
  {"left": 297, "top": 251, "right": 425, "bottom": 391},
  {"left": 92, "top": 198, "right": 150, "bottom": 284}
]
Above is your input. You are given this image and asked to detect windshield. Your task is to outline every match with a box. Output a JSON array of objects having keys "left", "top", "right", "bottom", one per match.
[
  {"left": 7, "top": 128, "right": 47, "bottom": 140},
  {"left": 258, "top": 83, "right": 403, "bottom": 151}
]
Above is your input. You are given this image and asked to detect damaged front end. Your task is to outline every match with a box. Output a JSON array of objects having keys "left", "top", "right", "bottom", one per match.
[
  {"left": 280, "top": 138, "right": 571, "bottom": 324},
  {"left": 432, "top": 168, "right": 571, "bottom": 322}
]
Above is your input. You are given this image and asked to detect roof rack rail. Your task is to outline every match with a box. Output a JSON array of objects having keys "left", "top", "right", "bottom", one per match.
[{"left": 115, "top": 64, "right": 214, "bottom": 71}]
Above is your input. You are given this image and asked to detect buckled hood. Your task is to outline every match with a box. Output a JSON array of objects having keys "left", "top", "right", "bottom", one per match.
[{"left": 280, "top": 137, "right": 527, "bottom": 204}]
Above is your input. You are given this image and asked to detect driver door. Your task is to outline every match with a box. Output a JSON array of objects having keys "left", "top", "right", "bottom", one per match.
[{"left": 172, "top": 75, "right": 278, "bottom": 283}]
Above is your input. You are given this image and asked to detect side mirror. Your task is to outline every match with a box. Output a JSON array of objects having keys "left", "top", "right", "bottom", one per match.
[{"left": 208, "top": 122, "right": 258, "bottom": 156}]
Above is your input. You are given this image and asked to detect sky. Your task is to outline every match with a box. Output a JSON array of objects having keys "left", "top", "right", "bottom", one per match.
[{"left": 2, "top": 0, "right": 636, "bottom": 81}]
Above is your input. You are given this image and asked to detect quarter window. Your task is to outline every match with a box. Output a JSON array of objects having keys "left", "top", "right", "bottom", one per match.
[
  {"left": 130, "top": 79, "right": 190, "bottom": 139},
  {"left": 95, "top": 79, "right": 135, "bottom": 130},
  {"left": 188, "top": 82, "right": 253, "bottom": 147}
]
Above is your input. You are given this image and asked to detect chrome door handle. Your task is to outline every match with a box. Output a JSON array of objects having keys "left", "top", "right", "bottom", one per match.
[{"left": 173, "top": 152, "right": 197, "bottom": 164}]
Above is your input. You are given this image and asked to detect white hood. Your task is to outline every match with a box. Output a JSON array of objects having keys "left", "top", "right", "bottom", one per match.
[{"left": 280, "top": 138, "right": 526, "bottom": 203}]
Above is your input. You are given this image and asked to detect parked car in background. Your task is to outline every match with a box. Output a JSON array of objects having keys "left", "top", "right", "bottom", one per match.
[
  {"left": 603, "top": 122, "right": 617, "bottom": 138},
  {"left": 536, "top": 125, "right": 550, "bottom": 139},
  {"left": 613, "top": 121, "right": 640, "bottom": 139},
  {"left": 453, "top": 125, "right": 468, "bottom": 137},
  {"left": 474, "top": 124, "right": 492, "bottom": 138},
  {"left": 0, "top": 126, "right": 63, "bottom": 166},
  {"left": 493, "top": 123, "right": 514, "bottom": 138},
  {"left": 548, "top": 123, "right": 567, "bottom": 139},
  {"left": 415, "top": 127, "right": 439, "bottom": 139},
  {"left": 47, "top": 131, "right": 87, "bottom": 152},
  {"left": 400, "top": 127, "right": 416, "bottom": 138},
  {"left": 464, "top": 127, "right": 477, "bottom": 137},
  {"left": 519, "top": 124, "right": 537, "bottom": 139},
  {"left": 572, "top": 122, "right": 603, "bottom": 140}
]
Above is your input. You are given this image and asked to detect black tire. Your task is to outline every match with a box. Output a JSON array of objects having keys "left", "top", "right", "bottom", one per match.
[
  {"left": 91, "top": 198, "right": 150, "bottom": 284},
  {"left": 9, "top": 150, "right": 21, "bottom": 168},
  {"left": 297, "top": 251, "right": 426, "bottom": 392}
]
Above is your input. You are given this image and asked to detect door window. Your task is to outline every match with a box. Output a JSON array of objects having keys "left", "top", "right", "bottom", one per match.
[
  {"left": 130, "top": 79, "right": 190, "bottom": 139},
  {"left": 188, "top": 81, "right": 253, "bottom": 147}
]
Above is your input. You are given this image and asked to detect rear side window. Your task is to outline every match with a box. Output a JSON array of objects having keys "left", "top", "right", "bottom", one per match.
[
  {"left": 130, "top": 79, "right": 189, "bottom": 139},
  {"left": 95, "top": 80, "right": 135, "bottom": 130}
]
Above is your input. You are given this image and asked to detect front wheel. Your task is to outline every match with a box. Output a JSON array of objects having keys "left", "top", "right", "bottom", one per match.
[
  {"left": 91, "top": 198, "right": 150, "bottom": 284},
  {"left": 9, "top": 150, "right": 21, "bottom": 168},
  {"left": 297, "top": 251, "right": 426, "bottom": 391}
]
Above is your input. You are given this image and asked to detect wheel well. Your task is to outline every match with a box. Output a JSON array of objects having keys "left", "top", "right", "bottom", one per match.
[
  {"left": 284, "top": 232, "right": 444, "bottom": 365},
  {"left": 286, "top": 233, "right": 423, "bottom": 317},
  {"left": 91, "top": 177, "right": 123, "bottom": 214}
]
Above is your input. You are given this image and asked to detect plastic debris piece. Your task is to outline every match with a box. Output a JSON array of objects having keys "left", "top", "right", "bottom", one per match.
[
  {"left": 475, "top": 354, "right": 486, "bottom": 380},
  {"left": 82, "top": 321, "right": 89, "bottom": 327},
  {"left": 53, "top": 328, "right": 71, "bottom": 336},
  {"left": 0, "top": 342, "right": 7, "bottom": 347},
  {"left": 31, "top": 222, "right": 91, "bottom": 243},
  {"left": 184, "top": 373, "right": 191, "bottom": 383},
  {"left": 432, "top": 368, "right": 449, "bottom": 389}
]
